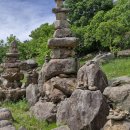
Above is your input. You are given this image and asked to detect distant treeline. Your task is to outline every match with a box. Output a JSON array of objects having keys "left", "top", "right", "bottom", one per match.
[{"left": 0, "top": 0, "right": 130, "bottom": 64}]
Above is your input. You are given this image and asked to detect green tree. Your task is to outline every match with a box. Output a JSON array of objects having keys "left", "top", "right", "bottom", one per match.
[
  {"left": 84, "top": 0, "right": 130, "bottom": 53},
  {"left": 65, "top": 0, "right": 113, "bottom": 26}
]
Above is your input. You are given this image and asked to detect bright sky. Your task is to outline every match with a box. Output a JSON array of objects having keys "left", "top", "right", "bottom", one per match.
[{"left": 0, "top": 0, "right": 55, "bottom": 41}]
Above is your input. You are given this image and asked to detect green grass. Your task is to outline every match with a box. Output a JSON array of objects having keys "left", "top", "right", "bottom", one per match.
[
  {"left": 101, "top": 57, "right": 130, "bottom": 79},
  {"left": 80, "top": 56, "right": 130, "bottom": 79},
  {"left": 0, "top": 100, "right": 57, "bottom": 130}
]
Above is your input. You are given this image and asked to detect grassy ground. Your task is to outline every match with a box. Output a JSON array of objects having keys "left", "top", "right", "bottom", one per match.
[
  {"left": 101, "top": 57, "right": 130, "bottom": 79},
  {"left": 0, "top": 100, "right": 57, "bottom": 130},
  {"left": 80, "top": 57, "right": 130, "bottom": 79}
]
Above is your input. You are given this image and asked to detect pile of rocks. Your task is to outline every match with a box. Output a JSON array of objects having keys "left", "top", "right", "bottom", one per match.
[
  {"left": 30, "top": 0, "right": 78, "bottom": 123},
  {"left": 0, "top": 108, "right": 15, "bottom": 130},
  {"left": 0, "top": 41, "right": 25, "bottom": 101},
  {"left": 103, "top": 108, "right": 130, "bottom": 130}
]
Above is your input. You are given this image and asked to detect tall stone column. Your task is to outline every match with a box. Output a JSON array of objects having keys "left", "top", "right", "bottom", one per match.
[{"left": 43, "top": 0, "right": 78, "bottom": 81}]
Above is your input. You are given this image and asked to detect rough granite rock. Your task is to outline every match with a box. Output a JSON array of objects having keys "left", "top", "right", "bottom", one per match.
[
  {"left": 42, "top": 76, "right": 77, "bottom": 102},
  {"left": 51, "top": 48, "right": 75, "bottom": 59},
  {"left": 77, "top": 61, "right": 108, "bottom": 92},
  {"left": 54, "top": 20, "right": 70, "bottom": 29},
  {"left": 0, "top": 89, "right": 26, "bottom": 101},
  {"left": 26, "top": 84, "right": 40, "bottom": 106},
  {"left": 103, "top": 83, "right": 130, "bottom": 111},
  {"left": 48, "top": 37, "right": 78, "bottom": 49},
  {"left": 30, "top": 101, "right": 57, "bottom": 123},
  {"left": 0, "top": 108, "right": 13, "bottom": 120},
  {"left": 52, "top": 125, "right": 70, "bottom": 130},
  {"left": 42, "top": 58, "right": 77, "bottom": 82},
  {"left": 103, "top": 120, "right": 130, "bottom": 130},
  {"left": 54, "top": 28, "right": 72, "bottom": 38},
  {"left": 57, "top": 89, "right": 109, "bottom": 130},
  {"left": 0, "top": 125, "right": 16, "bottom": 130}
]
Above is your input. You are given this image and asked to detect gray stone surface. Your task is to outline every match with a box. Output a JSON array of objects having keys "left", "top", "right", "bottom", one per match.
[
  {"left": 77, "top": 61, "right": 108, "bottom": 92},
  {"left": 103, "top": 82, "right": 130, "bottom": 111},
  {"left": 42, "top": 76, "right": 77, "bottom": 103},
  {"left": 30, "top": 101, "right": 57, "bottom": 123},
  {"left": 42, "top": 58, "right": 77, "bottom": 82},
  {"left": 54, "top": 28, "right": 72, "bottom": 38},
  {"left": 54, "top": 20, "right": 70, "bottom": 29},
  {"left": 48, "top": 37, "right": 78, "bottom": 49},
  {"left": 57, "top": 89, "right": 109, "bottom": 130},
  {"left": 103, "top": 120, "right": 130, "bottom": 130},
  {"left": 26, "top": 84, "right": 39, "bottom": 106}
]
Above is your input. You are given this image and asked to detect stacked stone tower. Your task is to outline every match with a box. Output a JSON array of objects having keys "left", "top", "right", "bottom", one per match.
[
  {"left": 43, "top": 0, "right": 78, "bottom": 82},
  {"left": 2, "top": 41, "right": 24, "bottom": 89},
  {"left": 37, "top": 0, "right": 78, "bottom": 104}
]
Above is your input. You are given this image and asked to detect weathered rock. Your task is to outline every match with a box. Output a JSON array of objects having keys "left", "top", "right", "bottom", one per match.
[
  {"left": 109, "top": 76, "right": 130, "bottom": 87},
  {"left": 54, "top": 20, "right": 70, "bottom": 29},
  {"left": 0, "top": 125, "right": 16, "bottom": 130},
  {"left": 77, "top": 61, "right": 108, "bottom": 92},
  {"left": 30, "top": 101, "right": 57, "bottom": 123},
  {"left": 51, "top": 48, "right": 75, "bottom": 59},
  {"left": 20, "top": 59, "right": 38, "bottom": 71},
  {"left": 57, "top": 89, "right": 109, "bottom": 130},
  {"left": 43, "top": 77, "right": 77, "bottom": 96},
  {"left": 103, "top": 83, "right": 130, "bottom": 111},
  {"left": 26, "top": 84, "right": 40, "bottom": 106},
  {"left": 117, "top": 49, "right": 130, "bottom": 57},
  {"left": 93, "top": 52, "right": 114, "bottom": 64},
  {"left": 52, "top": 125, "right": 70, "bottom": 130},
  {"left": 0, "top": 108, "right": 13, "bottom": 120},
  {"left": 0, "top": 89, "right": 26, "bottom": 101},
  {"left": 0, "top": 120, "right": 12, "bottom": 128},
  {"left": 54, "top": 28, "right": 72, "bottom": 38},
  {"left": 103, "top": 120, "right": 130, "bottom": 130},
  {"left": 48, "top": 37, "right": 78, "bottom": 49},
  {"left": 43, "top": 58, "right": 77, "bottom": 81}
]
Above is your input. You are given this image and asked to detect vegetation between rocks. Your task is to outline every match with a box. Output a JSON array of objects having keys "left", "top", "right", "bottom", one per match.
[{"left": 0, "top": 100, "right": 57, "bottom": 130}]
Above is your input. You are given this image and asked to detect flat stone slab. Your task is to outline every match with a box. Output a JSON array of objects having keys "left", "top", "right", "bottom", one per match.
[
  {"left": 48, "top": 37, "right": 78, "bottom": 49},
  {"left": 43, "top": 58, "right": 78, "bottom": 81}
]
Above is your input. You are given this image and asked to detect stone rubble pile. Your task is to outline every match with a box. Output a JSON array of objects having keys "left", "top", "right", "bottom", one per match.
[{"left": 0, "top": 108, "right": 15, "bottom": 130}]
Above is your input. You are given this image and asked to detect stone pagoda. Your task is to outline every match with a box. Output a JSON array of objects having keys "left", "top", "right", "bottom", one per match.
[
  {"left": 44, "top": 0, "right": 78, "bottom": 81},
  {"left": 38, "top": 0, "right": 78, "bottom": 103},
  {"left": 0, "top": 41, "right": 25, "bottom": 101},
  {"left": 2, "top": 41, "right": 23, "bottom": 89}
]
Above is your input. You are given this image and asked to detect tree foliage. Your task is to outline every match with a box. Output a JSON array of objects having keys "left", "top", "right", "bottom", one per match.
[
  {"left": 84, "top": 0, "right": 130, "bottom": 53},
  {"left": 65, "top": 0, "right": 113, "bottom": 26}
]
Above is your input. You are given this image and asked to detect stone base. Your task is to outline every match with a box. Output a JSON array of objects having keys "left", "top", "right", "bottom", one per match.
[
  {"left": 43, "top": 58, "right": 78, "bottom": 81},
  {"left": 0, "top": 88, "right": 26, "bottom": 101}
]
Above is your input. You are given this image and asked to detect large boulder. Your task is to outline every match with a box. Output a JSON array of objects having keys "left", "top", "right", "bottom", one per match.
[
  {"left": 103, "top": 120, "right": 130, "bottom": 130},
  {"left": 26, "top": 84, "right": 40, "bottom": 106},
  {"left": 57, "top": 89, "right": 109, "bottom": 130},
  {"left": 42, "top": 76, "right": 77, "bottom": 103},
  {"left": 77, "top": 61, "right": 108, "bottom": 92},
  {"left": 42, "top": 58, "right": 77, "bottom": 82},
  {"left": 30, "top": 101, "right": 57, "bottom": 123},
  {"left": 103, "top": 76, "right": 130, "bottom": 111}
]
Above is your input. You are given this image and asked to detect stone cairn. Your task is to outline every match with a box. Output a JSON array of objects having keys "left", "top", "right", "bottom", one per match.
[
  {"left": 0, "top": 41, "right": 25, "bottom": 101},
  {"left": 103, "top": 107, "right": 130, "bottom": 130},
  {"left": 37, "top": 0, "right": 78, "bottom": 103},
  {"left": 30, "top": 0, "right": 78, "bottom": 123}
]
